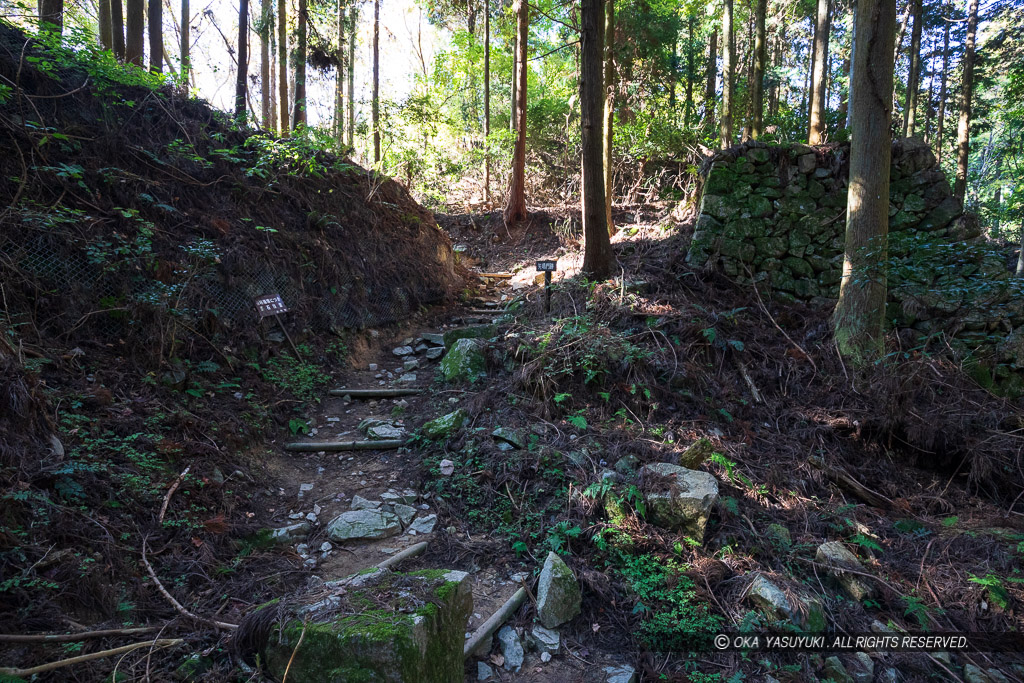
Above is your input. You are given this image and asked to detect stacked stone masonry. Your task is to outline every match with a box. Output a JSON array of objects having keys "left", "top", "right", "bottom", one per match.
[{"left": 686, "top": 138, "right": 1024, "bottom": 382}]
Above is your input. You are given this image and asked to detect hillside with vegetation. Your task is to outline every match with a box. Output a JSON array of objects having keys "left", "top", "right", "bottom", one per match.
[{"left": 1, "top": 0, "right": 1024, "bottom": 680}]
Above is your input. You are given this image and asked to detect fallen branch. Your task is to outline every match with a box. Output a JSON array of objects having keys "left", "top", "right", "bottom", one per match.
[
  {"left": 809, "top": 456, "right": 893, "bottom": 509},
  {"left": 375, "top": 542, "right": 428, "bottom": 571},
  {"left": 328, "top": 388, "right": 423, "bottom": 398},
  {"left": 0, "top": 638, "right": 183, "bottom": 677},
  {"left": 477, "top": 272, "right": 513, "bottom": 279},
  {"left": 463, "top": 587, "right": 528, "bottom": 657},
  {"left": 141, "top": 539, "right": 238, "bottom": 630},
  {"left": 158, "top": 466, "right": 191, "bottom": 525},
  {"left": 734, "top": 359, "right": 763, "bottom": 404},
  {"left": 0, "top": 626, "right": 162, "bottom": 643},
  {"left": 284, "top": 439, "right": 405, "bottom": 452}
]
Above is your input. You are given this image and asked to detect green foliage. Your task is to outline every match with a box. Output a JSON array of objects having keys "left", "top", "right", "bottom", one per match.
[
  {"left": 261, "top": 346, "right": 329, "bottom": 402},
  {"left": 617, "top": 553, "right": 722, "bottom": 651}
]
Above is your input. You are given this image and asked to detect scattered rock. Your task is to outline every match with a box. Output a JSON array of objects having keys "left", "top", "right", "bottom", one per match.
[
  {"left": 404, "top": 359, "right": 419, "bottom": 371},
  {"left": 320, "top": 541, "right": 333, "bottom": 552},
  {"left": 638, "top": 462, "right": 719, "bottom": 542},
  {"left": 392, "top": 345, "right": 414, "bottom": 356},
  {"left": 439, "top": 338, "right": 486, "bottom": 383},
  {"left": 745, "top": 573, "right": 827, "bottom": 631},
  {"left": 496, "top": 626, "right": 525, "bottom": 672},
  {"left": 351, "top": 495, "right": 382, "bottom": 510},
  {"left": 326, "top": 509, "right": 401, "bottom": 541},
  {"left": 408, "top": 514, "right": 438, "bottom": 534},
  {"left": 425, "top": 347, "right": 445, "bottom": 360},
  {"left": 540, "top": 651, "right": 552, "bottom": 663},
  {"left": 298, "top": 483, "right": 314, "bottom": 499},
  {"left": 527, "top": 625, "right": 560, "bottom": 654},
  {"left": 491, "top": 426, "right": 525, "bottom": 449},
  {"left": 362, "top": 421, "right": 407, "bottom": 440},
  {"left": 439, "top": 459, "right": 455, "bottom": 476},
  {"left": 678, "top": 437, "right": 715, "bottom": 469},
  {"left": 397, "top": 373, "right": 417, "bottom": 383},
  {"left": 270, "top": 522, "right": 310, "bottom": 543},
  {"left": 422, "top": 409, "right": 468, "bottom": 440},
  {"left": 392, "top": 504, "right": 417, "bottom": 526},
  {"left": 536, "top": 552, "right": 581, "bottom": 628},
  {"left": 614, "top": 454, "right": 640, "bottom": 475},
  {"left": 766, "top": 523, "right": 792, "bottom": 548},
  {"left": 477, "top": 661, "right": 494, "bottom": 680},
  {"left": 823, "top": 656, "right": 855, "bottom": 683},
  {"left": 604, "top": 664, "right": 638, "bottom": 683},
  {"left": 848, "top": 652, "right": 874, "bottom": 683},
  {"left": 421, "top": 333, "right": 445, "bottom": 346},
  {"left": 815, "top": 541, "right": 876, "bottom": 601}
]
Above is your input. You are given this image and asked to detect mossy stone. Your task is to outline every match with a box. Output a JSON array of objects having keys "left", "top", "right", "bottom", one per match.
[
  {"left": 438, "top": 338, "right": 486, "bottom": 383},
  {"left": 422, "top": 409, "right": 467, "bottom": 440}
]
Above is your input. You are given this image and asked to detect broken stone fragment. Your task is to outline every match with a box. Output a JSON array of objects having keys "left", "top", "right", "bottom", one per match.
[
  {"left": 258, "top": 568, "right": 472, "bottom": 683},
  {"left": 815, "top": 541, "right": 876, "bottom": 601},
  {"left": 536, "top": 552, "right": 581, "bottom": 628},
  {"left": 408, "top": 514, "right": 438, "bottom": 534},
  {"left": 327, "top": 508, "right": 401, "bottom": 541},
  {"left": 744, "top": 573, "right": 827, "bottom": 631},
  {"left": 491, "top": 426, "right": 525, "bottom": 449},
  {"left": 392, "top": 345, "right": 414, "bottom": 356},
  {"left": 442, "top": 325, "right": 496, "bottom": 348},
  {"left": 678, "top": 437, "right": 715, "bottom": 469},
  {"left": 638, "top": 462, "right": 719, "bottom": 542},
  {"left": 823, "top": 656, "right": 854, "bottom": 683},
  {"left": 391, "top": 503, "right": 417, "bottom": 526},
  {"left": 527, "top": 624, "right": 560, "bottom": 654},
  {"left": 477, "top": 661, "right": 494, "bottom": 680},
  {"left": 422, "top": 409, "right": 468, "bottom": 440},
  {"left": 421, "top": 332, "right": 445, "bottom": 347},
  {"left": 350, "top": 495, "right": 382, "bottom": 510},
  {"left": 270, "top": 522, "right": 310, "bottom": 543},
  {"left": 496, "top": 625, "right": 524, "bottom": 672},
  {"left": 425, "top": 347, "right": 444, "bottom": 360},
  {"left": 604, "top": 664, "right": 638, "bottom": 683}
]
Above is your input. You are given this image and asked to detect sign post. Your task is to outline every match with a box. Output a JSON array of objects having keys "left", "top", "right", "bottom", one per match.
[
  {"left": 255, "top": 294, "right": 301, "bottom": 358},
  {"left": 536, "top": 260, "right": 557, "bottom": 314}
]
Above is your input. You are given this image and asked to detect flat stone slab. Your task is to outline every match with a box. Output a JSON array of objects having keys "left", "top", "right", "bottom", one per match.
[
  {"left": 327, "top": 509, "right": 401, "bottom": 541},
  {"left": 639, "top": 462, "right": 719, "bottom": 542}
]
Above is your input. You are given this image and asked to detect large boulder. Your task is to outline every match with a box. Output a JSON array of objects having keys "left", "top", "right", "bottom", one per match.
[
  {"left": 536, "top": 552, "right": 581, "bottom": 628},
  {"left": 255, "top": 568, "right": 473, "bottom": 683},
  {"left": 439, "top": 338, "right": 486, "bottom": 383},
  {"left": 638, "top": 462, "right": 719, "bottom": 542},
  {"left": 442, "top": 325, "right": 496, "bottom": 348}
]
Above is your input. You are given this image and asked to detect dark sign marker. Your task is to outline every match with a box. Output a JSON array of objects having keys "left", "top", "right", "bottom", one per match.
[
  {"left": 536, "top": 260, "right": 558, "bottom": 313},
  {"left": 255, "top": 293, "right": 300, "bottom": 358}
]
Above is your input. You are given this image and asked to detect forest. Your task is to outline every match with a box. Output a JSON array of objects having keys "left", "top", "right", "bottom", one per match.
[{"left": 1, "top": 0, "right": 1024, "bottom": 680}]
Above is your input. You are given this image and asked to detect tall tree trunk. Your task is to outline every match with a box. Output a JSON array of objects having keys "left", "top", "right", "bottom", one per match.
[
  {"left": 148, "top": 0, "right": 163, "bottom": 73},
  {"left": 770, "top": 25, "right": 783, "bottom": 117},
  {"left": 277, "top": 0, "right": 288, "bottom": 135},
  {"left": 684, "top": 14, "right": 694, "bottom": 126},
  {"left": 720, "top": 0, "right": 734, "bottom": 149},
  {"left": 808, "top": 0, "right": 831, "bottom": 144},
  {"left": 125, "top": 0, "right": 144, "bottom": 66},
  {"left": 270, "top": 30, "right": 278, "bottom": 128},
  {"left": 581, "top": 0, "right": 612, "bottom": 279},
  {"left": 484, "top": 0, "right": 490, "bottom": 204},
  {"left": 834, "top": 0, "right": 897, "bottom": 363},
  {"left": 334, "top": 1, "right": 345, "bottom": 143},
  {"left": 704, "top": 28, "right": 717, "bottom": 128},
  {"left": 924, "top": 36, "right": 936, "bottom": 141},
  {"left": 750, "top": 0, "right": 767, "bottom": 138},
  {"left": 935, "top": 1, "right": 949, "bottom": 161},
  {"left": 99, "top": 0, "right": 113, "bottom": 49},
  {"left": 294, "top": 0, "right": 307, "bottom": 129},
  {"left": 236, "top": 0, "right": 249, "bottom": 121},
  {"left": 838, "top": 55, "right": 850, "bottom": 125},
  {"left": 180, "top": 0, "right": 190, "bottom": 91},
  {"left": 903, "top": 0, "right": 922, "bottom": 136},
  {"left": 347, "top": 7, "right": 356, "bottom": 147},
  {"left": 603, "top": 0, "right": 615, "bottom": 234},
  {"left": 953, "top": 0, "right": 978, "bottom": 201},
  {"left": 503, "top": 0, "right": 528, "bottom": 226},
  {"left": 846, "top": 0, "right": 856, "bottom": 129},
  {"left": 372, "top": 0, "right": 380, "bottom": 162},
  {"left": 1017, "top": 222, "right": 1024, "bottom": 277},
  {"left": 261, "top": 0, "right": 272, "bottom": 129},
  {"left": 510, "top": 33, "right": 518, "bottom": 133},
  {"left": 111, "top": 0, "right": 126, "bottom": 59},
  {"left": 39, "top": 0, "right": 63, "bottom": 34}
]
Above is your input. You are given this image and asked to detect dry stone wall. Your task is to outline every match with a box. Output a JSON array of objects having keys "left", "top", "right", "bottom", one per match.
[{"left": 686, "top": 139, "right": 1024, "bottom": 390}]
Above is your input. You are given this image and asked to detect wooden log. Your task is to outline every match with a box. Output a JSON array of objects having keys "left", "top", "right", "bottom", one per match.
[
  {"left": 328, "top": 388, "right": 423, "bottom": 398},
  {"left": 376, "top": 541, "right": 428, "bottom": 571},
  {"left": 463, "top": 587, "right": 528, "bottom": 657},
  {"left": 477, "top": 272, "right": 513, "bottom": 279},
  {"left": 809, "top": 456, "right": 893, "bottom": 508},
  {"left": 284, "top": 439, "right": 405, "bottom": 452}
]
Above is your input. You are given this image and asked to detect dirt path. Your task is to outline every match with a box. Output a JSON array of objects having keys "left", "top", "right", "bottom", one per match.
[{"left": 254, "top": 228, "right": 642, "bottom": 681}]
